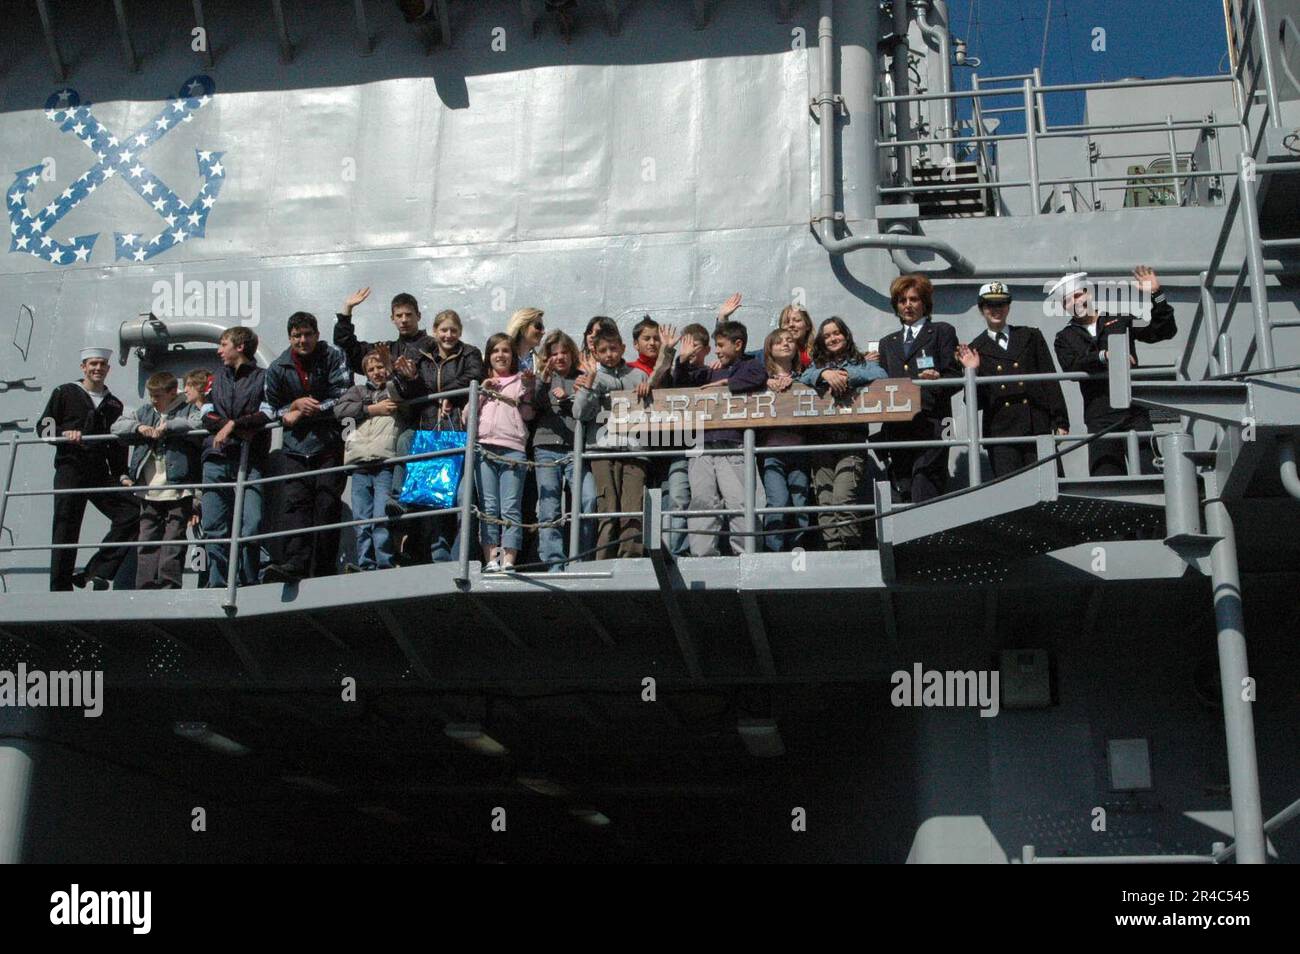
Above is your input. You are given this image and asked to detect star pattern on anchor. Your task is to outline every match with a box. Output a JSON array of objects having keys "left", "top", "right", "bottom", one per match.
[{"left": 7, "top": 75, "right": 226, "bottom": 266}]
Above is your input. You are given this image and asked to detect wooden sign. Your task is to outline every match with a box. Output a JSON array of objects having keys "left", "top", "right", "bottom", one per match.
[{"left": 606, "top": 378, "right": 921, "bottom": 432}]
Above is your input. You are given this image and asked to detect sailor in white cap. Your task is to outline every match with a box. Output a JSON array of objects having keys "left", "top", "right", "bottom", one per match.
[
  {"left": 956, "top": 282, "right": 1069, "bottom": 478},
  {"left": 39, "top": 346, "right": 140, "bottom": 590},
  {"left": 1051, "top": 265, "right": 1178, "bottom": 475}
]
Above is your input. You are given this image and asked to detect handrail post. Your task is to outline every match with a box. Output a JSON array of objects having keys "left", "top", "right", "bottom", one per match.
[
  {"left": 456, "top": 380, "right": 480, "bottom": 585},
  {"left": 1125, "top": 431, "right": 1142, "bottom": 476},
  {"left": 1252, "top": 0, "right": 1282, "bottom": 128},
  {"left": 1031, "top": 66, "right": 1046, "bottom": 133},
  {"left": 1237, "top": 152, "right": 1277, "bottom": 370},
  {"left": 1166, "top": 114, "right": 1183, "bottom": 206},
  {"left": 963, "top": 365, "right": 980, "bottom": 487},
  {"left": 221, "top": 440, "right": 251, "bottom": 613},
  {"left": 742, "top": 428, "right": 757, "bottom": 555},
  {"left": 568, "top": 420, "right": 585, "bottom": 561},
  {"left": 1199, "top": 271, "right": 1221, "bottom": 376},
  {"left": 0, "top": 436, "right": 17, "bottom": 551},
  {"left": 1023, "top": 79, "right": 1041, "bottom": 214}
]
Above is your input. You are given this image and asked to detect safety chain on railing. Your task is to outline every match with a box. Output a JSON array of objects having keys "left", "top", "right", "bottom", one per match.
[
  {"left": 471, "top": 506, "right": 569, "bottom": 531},
  {"left": 476, "top": 445, "right": 571, "bottom": 469}
]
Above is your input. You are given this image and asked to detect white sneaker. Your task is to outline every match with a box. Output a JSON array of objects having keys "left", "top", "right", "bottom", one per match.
[
  {"left": 500, "top": 562, "right": 516, "bottom": 573},
  {"left": 484, "top": 559, "right": 501, "bottom": 573}
]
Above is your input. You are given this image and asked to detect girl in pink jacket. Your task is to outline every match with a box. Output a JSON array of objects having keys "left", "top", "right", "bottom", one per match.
[{"left": 476, "top": 333, "right": 535, "bottom": 571}]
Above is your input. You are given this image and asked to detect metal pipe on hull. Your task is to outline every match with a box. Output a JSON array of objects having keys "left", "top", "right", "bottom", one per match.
[
  {"left": 838, "top": 0, "right": 878, "bottom": 224},
  {"left": 816, "top": 1, "right": 838, "bottom": 230},
  {"left": 1204, "top": 495, "right": 1267, "bottom": 864},
  {"left": 889, "top": 0, "right": 913, "bottom": 200},
  {"left": 914, "top": 0, "right": 953, "bottom": 161}
]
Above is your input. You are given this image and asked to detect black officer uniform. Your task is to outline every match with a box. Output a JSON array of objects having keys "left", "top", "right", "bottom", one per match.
[
  {"left": 968, "top": 324, "right": 1069, "bottom": 477},
  {"left": 1053, "top": 291, "right": 1177, "bottom": 476},
  {"left": 878, "top": 317, "right": 961, "bottom": 502},
  {"left": 41, "top": 381, "right": 140, "bottom": 590}
]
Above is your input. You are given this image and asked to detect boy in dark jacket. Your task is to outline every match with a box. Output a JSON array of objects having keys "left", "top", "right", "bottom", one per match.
[
  {"left": 333, "top": 287, "right": 434, "bottom": 376},
  {"left": 111, "top": 371, "right": 204, "bottom": 588},
  {"left": 669, "top": 320, "right": 768, "bottom": 557},
  {"left": 263, "top": 312, "right": 351, "bottom": 582},
  {"left": 201, "top": 326, "right": 271, "bottom": 588},
  {"left": 41, "top": 346, "right": 140, "bottom": 591}
]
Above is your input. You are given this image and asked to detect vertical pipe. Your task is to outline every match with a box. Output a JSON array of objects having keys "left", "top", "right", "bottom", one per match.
[
  {"left": 111, "top": 0, "right": 139, "bottom": 71},
  {"left": 890, "top": 0, "right": 913, "bottom": 199},
  {"left": 743, "top": 428, "right": 758, "bottom": 555},
  {"left": 1237, "top": 153, "right": 1276, "bottom": 369},
  {"left": 221, "top": 441, "right": 251, "bottom": 612},
  {"left": 34, "top": 0, "right": 66, "bottom": 80},
  {"left": 839, "top": 0, "right": 878, "bottom": 221},
  {"left": 568, "top": 422, "right": 585, "bottom": 561},
  {"left": 963, "top": 365, "right": 980, "bottom": 487},
  {"left": 457, "top": 381, "right": 480, "bottom": 583},
  {"left": 1159, "top": 432, "right": 1199, "bottom": 537},
  {"left": 353, "top": 0, "right": 374, "bottom": 56},
  {"left": 192, "top": 0, "right": 214, "bottom": 67},
  {"left": 1167, "top": 114, "right": 1182, "bottom": 206},
  {"left": 1199, "top": 271, "right": 1221, "bottom": 376},
  {"left": 1251, "top": 0, "right": 1282, "bottom": 127},
  {"left": 1124, "top": 430, "right": 1141, "bottom": 476},
  {"left": 0, "top": 707, "right": 38, "bottom": 864},
  {"left": 270, "top": 0, "right": 294, "bottom": 63},
  {"left": 1032, "top": 66, "right": 1047, "bottom": 133},
  {"left": 816, "top": 1, "right": 839, "bottom": 229},
  {"left": 1219, "top": 333, "right": 1234, "bottom": 375},
  {"left": 1024, "top": 79, "right": 1041, "bottom": 214},
  {"left": 1203, "top": 497, "right": 1267, "bottom": 863},
  {"left": 0, "top": 436, "right": 17, "bottom": 552}
]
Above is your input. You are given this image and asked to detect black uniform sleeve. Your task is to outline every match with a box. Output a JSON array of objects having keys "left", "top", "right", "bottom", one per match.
[
  {"left": 1054, "top": 325, "right": 1105, "bottom": 375},
  {"left": 936, "top": 323, "right": 962, "bottom": 378},
  {"left": 40, "top": 385, "right": 66, "bottom": 435},
  {"left": 1134, "top": 293, "right": 1177, "bottom": 344},
  {"left": 333, "top": 312, "right": 372, "bottom": 375},
  {"left": 1033, "top": 329, "right": 1070, "bottom": 431}
]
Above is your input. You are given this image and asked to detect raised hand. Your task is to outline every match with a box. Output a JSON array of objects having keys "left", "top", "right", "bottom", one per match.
[
  {"left": 956, "top": 344, "right": 980, "bottom": 369},
  {"left": 659, "top": 323, "right": 681, "bottom": 350},
  {"left": 393, "top": 355, "right": 419, "bottom": 380},
  {"left": 717, "top": 292, "right": 742, "bottom": 321},
  {"left": 342, "top": 286, "right": 371, "bottom": 316},
  {"left": 677, "top": 337, "right": 700, "bottom": 364},
  {"left": 1133, "top": 265, "right": 1160, "bottom": 295}
]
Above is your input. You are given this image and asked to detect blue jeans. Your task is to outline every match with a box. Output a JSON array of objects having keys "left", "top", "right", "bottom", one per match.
[
  {"left": 535, "top": 446, "right": 597, "bottom": 570},
  {"left": 201, "top": 456, "right": 264, "bottom": 587},
  {"left": 665, "top": 456, "right": 691, "bottom": 556},
  {"left": 476, "top": 445, "right": 526, "bottom": 552},
  {"left": 351, "top": 464, "right": 395, "bottom": 569},
  {"left": 761, "top": 454, "right": 809, "bottom": 552}
]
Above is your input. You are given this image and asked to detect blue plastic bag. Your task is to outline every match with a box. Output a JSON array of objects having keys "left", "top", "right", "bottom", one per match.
[{"left": 399, "top": 427, "right": 467, "bottom": 509}]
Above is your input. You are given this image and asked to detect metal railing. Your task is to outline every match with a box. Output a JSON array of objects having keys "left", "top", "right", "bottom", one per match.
[
  {"left": 0, "top": 367, "right": 1182, "bottom": 606},
  {"left": 876, "top": 73, "right": 1240, "bottom": 216}
]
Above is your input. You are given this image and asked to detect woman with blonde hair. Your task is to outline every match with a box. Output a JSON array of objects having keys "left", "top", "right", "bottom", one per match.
[
  {"left": 778, "top": 305, "right": 814, "bottom": 370},
  {"left": 506, "top": 307, "right": 546, "bottom": 373}
]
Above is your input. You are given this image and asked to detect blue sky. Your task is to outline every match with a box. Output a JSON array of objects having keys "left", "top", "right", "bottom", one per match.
[{"left": 951, "top": 0, "right": 1230, "bottom": 126}]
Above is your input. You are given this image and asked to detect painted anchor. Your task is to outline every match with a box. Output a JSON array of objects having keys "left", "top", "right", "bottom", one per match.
[{"left": 6, "top": 75, "right": 225, "bottom": 266}]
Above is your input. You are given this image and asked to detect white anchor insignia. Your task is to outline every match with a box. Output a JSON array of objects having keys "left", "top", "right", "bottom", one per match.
[{"left": 7, "top": 75, "right": 225, "bottom": 266}]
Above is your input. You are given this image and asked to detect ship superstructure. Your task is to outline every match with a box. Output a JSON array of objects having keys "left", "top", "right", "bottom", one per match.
[{"left": 0, "top": 0, "right": 1297, "bottom": 863}]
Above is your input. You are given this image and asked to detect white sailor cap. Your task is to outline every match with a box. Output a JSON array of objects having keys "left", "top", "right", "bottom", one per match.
[
  {"left": 977, "top": 281, "right": 1012, "bottom": 303},
  {"left": 1047, "top": 272, "right": 1088, "bottom": 303},
  {"left": 79, "top": 347, "right": 112, "bottom": 362}
]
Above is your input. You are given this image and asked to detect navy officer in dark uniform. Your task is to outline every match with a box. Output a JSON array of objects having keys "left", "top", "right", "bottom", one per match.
[
  {"left": 956, "top": 281, "right": 1069, "bottom": 477},
  {"left": 877, "top": 273, "right": 962, "bottom": 502},
  {"left": 40, "top": 346, "right": 141, "bottom": 590},
  {"left": 1051, "top": 267, "right": 1177, "bottom": 476}
]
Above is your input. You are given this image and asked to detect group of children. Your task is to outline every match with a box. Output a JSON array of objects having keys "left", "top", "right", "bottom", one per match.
[{"left": 43, "top": 263, "right": 1174, "bottom": 589}]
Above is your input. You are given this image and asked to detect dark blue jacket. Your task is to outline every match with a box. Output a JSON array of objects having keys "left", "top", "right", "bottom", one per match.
[
  {"left": 264, "top": 343, "right": 350, "bottom": 458},
  {"left": 201, "top": 362, "right": 272, "bottom": 465},
  {"left": 669, "top": 355, "right": 768, "bottom": 446}
]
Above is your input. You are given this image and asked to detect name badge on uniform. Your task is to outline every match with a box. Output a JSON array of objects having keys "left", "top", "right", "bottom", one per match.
[{"left": 916, "top": 355, "right": 935, "bottom": 371}]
